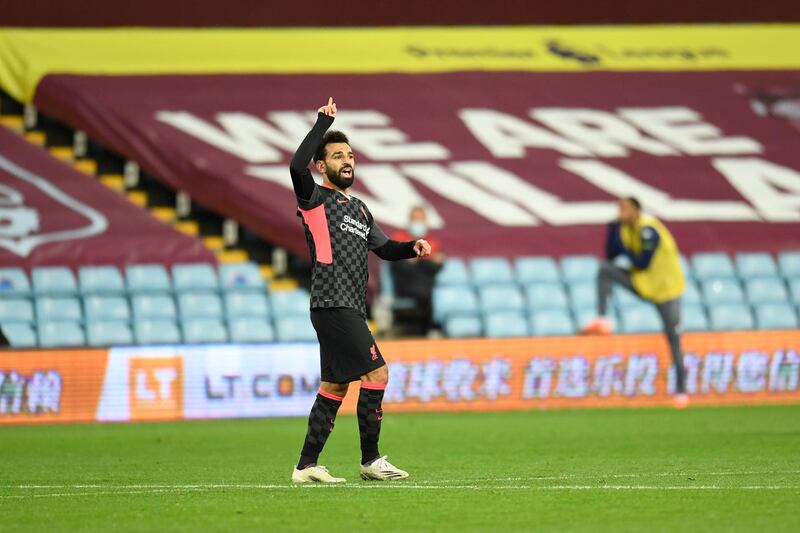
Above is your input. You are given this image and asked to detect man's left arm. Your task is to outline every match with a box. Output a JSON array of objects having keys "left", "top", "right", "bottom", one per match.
[
  {"left": 624, "top": 226, "right": 660, "bottom": 269},
  {"left": 369, "top": 221, "right": 431, "bottom": 260}
]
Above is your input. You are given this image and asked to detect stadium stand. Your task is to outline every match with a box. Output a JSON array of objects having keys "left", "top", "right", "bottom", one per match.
[{"left": 423, "top": 250, "right": 800, "bottom": 339}]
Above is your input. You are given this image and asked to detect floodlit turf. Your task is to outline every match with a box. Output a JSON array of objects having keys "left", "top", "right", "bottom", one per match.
[{"left": 2, "top": 405, "right": 800, "bottom": 532}]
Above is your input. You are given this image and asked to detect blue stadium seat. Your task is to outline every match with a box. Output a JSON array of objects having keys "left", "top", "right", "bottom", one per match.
[
  {"left": 525, "top": 283, "right": 569, "bottom": 312},
  {"left": 778, "top": 251, "right": 800, "bottom": 279},
  {"left": 619, "top": 305, "right": 662, "bottom": 333},
  {"left": 134, "top": 318, "right": 181, "bottom": 345},
  {"left": 484, "top": 311, "right": 529, "bottom": 338},
  {"left": 514, "top": 256, "right": 560, "bottom": 284},
  {"left": 131, "top": 294, "right": 177, "bottom": 320},
  {"left": 702, "top": 278, "right": 744, "bottom": 305},
  {"left": 436, "top": 258, "right": 469, "bottom": 286},
  {"left": 86, "top": 320, "right": 133, "bottom": 346},
  {"left": 224, "top": 292, "right": 270, "bottom": 318},
  {"left": 735, "top": 252, "right": 778, "bottom": 280},
  {"left": 182, "top": 317, "right": 228, "bottom": 344},
  {"left": 35, "top": 296, "right": 83, "bottom": 322},
  {"left": 568, "top": 282, "right": 597, "bottom": 310},
  {"left": 172, "top": 263, "right": 219, "bottom": 292},
  {"left": 681, "top": 304, "right": 709, "bottom": 332},
  {"left": 0, "top": 322, "right": 37, "bottom": 347},
  {"left": 744, "top": 278, "right": 788, "bottom": 305},
  {"left": 379, "top": 262, "right": 416, "bottom": 311},
  {"left": 530, "top": 309, "right": 575, "bottom": 336},
  {"left": 613, "top": 287, "right": 643, "bottom": 309},
  {"left": 177, "top": 292, "right": 223, "bottom": 319},
  {"left": 270, "top": 289, "right": 310, "bottom": 317},
  {"left": 479, "top": 285, "right": 525, "bottom": 314},
  {"left": 574, "top": 307, "right": 619, "bottom": 333},
  {"left": 708, "top": 304, "right": 754, "bottom": 331},
  {"left": 32, "top": 266, "right": 78, "bottom": 296},
  {"left": 0, "top": 298, "right": 34, "bottom": 323},
  {"left": 83, "top": 296, "right": 130, "bottom": 322},
  {"left": 791, "top": 279, "right": 800, "bottom": 304},
  {"left": 470, "top": 257, "right": 514, "bottom": 285},
  {"left": 754, "top": 303, "right": 799, "bottom": 330},
  {"left": 219, "top": 262, "right": 267, "bottom": 293},
  {"left": 228, "top": 317, "right": 275, "bottom": 343},
  {"left": 275, "top": 316, "right": 317, "bottom": 342},
  {"left": 444, "top": 316, "right": 482, "bottom": 338},
  {"left": 433, "top": 285, "right": 479, "bottom": 323},
  {"left": 78, "top": 266, "right": 126, "bottom": 295},
  {"left": 560, "top": 255, "right": 599, "bottom": 284},
  {"left": 38, "top": 321, "right": 85, "bottom": 347},
  {"left": 682, "top": 279, "right": 702, "bottom": 305},
  {"left": 679, "top": 254, "right": 692, "bottom": 281},
  {"left": 691, "top": 252, "right": 735, "bottom": 281},
  {"left": 126, "top": 264, "right": 172, "bottom": 293},
  {"left": 0, "top": 268, "right": 31, "bottom": 297}
]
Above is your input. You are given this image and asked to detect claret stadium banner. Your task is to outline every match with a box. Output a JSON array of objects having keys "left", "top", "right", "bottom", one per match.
[
  {"left": 2, "top": 331, "right": 799, "bottom": 425},
  {"left": 0, "top": 127, "right": 215, "bottom": 270},
  {"left": 31, "top": 70, "right": 800, "bottom": 259},
  {"left": 0, "top": 25, "right": 798, "bottom": 259}
]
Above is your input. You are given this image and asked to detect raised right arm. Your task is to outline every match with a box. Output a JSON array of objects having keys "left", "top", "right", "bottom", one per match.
[{"left": 289, "top": 112, "right": 334, "bottom": 201}]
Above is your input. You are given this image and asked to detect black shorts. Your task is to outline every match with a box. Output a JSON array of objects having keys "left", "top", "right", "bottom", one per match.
[{"left": 310, "top": 307, "right": 386, "bottom": 384}]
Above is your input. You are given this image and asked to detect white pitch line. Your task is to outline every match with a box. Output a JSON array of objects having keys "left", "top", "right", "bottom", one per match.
[
  {"left": 2, "top": 484, "right": 800, "bottom": 499},
  {"left": 9, "top": 469, "right": 800, "bottom": 490}
]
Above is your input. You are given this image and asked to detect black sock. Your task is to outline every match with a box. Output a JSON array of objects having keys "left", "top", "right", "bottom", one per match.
[
  {"left": 357, "top": 383, "right": 385, "bottom": 465},
  {"left": 297, "top": 390, "right": 343, "bottom": 469}
]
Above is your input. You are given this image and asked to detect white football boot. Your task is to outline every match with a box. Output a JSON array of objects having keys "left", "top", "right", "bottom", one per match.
[
  {"left": 291, "top": 465, "right": 346, "bottom": 483},
  {"left": 360, "top": 456, "right": 409, "bottom": 481}
]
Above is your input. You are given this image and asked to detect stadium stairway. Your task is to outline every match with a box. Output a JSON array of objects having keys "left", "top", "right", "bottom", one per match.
[
  {"left": 0, "top": 90, "right": 336, "bottom": 346},
  {"left": 0, "top": 91, "right": 303, "bottom": 291}
]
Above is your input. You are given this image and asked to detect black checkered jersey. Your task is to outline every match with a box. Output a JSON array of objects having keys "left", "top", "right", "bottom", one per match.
[{"left": 297, "top": 183, "right": 389, "bottom": 317}]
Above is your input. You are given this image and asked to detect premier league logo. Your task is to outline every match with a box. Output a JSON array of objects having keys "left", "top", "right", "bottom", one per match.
[{"left": 0, "top": 154, "right": 108, "bottom": 257}]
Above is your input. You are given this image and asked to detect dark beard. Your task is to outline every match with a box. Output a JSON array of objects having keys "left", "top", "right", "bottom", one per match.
[{"left": 326, "top": 167, "right": 354, "bottom": 190}]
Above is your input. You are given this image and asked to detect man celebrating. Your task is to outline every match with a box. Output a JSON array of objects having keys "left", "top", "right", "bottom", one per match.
[
  {"left": 580, "top": 197, "right": 689, "bottom": 408},
  {"left": 289, "top": 98, "right": 431, "bottom": 483}
]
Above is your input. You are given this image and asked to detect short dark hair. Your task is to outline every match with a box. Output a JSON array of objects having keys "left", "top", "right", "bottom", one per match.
[
  {"left": 622, "top": 196, "right": 641, "bottom": 210},
  {"left": 314, "top": 130, "right": 350, "bottom": 163}
]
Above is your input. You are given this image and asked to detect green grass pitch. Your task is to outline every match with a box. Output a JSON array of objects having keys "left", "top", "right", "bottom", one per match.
[{"left": 2, "top": 405, "right": 799, "bottom": 532}]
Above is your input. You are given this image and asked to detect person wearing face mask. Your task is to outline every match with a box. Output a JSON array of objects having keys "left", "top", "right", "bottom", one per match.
[{"left": 390, "top": 206, "right": 444, "bottom": 337}]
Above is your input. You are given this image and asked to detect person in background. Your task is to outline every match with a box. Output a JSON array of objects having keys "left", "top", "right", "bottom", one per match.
[
  {"left": 580, "top": 197, "right": 689, "bottom": 409},
  {"left": 390, "top": 206, "right": 444, "bottom": 337}
]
